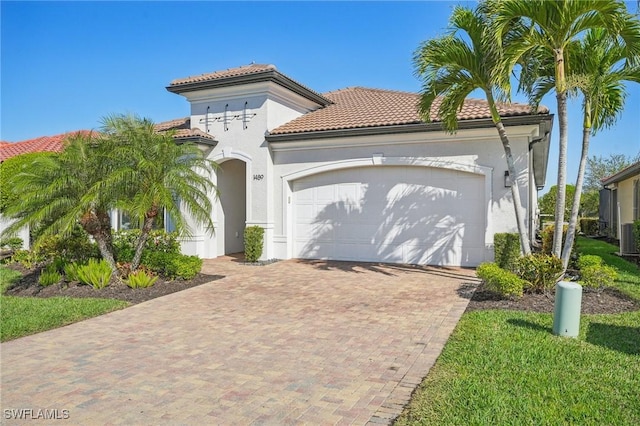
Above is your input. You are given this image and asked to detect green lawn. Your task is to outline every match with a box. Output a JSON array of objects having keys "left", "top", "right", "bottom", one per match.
[
  {"left": 395, "top": 310, "right": 640, "bottom": 425},
  {"left": 575, "top": 236, "right": 640, "bottom": 300},
  {"left": 396, "top": 237, "right": 640, "bottom": 425},
  {"left": 0, "top": 266, "right": 129, "bottom": 342}
]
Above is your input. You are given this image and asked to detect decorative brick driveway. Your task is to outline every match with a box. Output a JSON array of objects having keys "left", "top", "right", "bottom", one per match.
[{"left": 1, "top": 257, "right": 477, "bottom": 425}]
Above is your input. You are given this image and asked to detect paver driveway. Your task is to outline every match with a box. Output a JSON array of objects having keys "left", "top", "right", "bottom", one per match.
[{"left": 1, "top": 257, "right": 478, "bottom": 425}]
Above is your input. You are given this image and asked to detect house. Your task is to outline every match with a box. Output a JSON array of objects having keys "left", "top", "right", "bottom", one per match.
[
  {"left": 600, "top": 161, "right": 640, "bottom": 254},
  {"left": 163, "top": 63, "right": 553, "bottom": 266},
  {"left": 0, "top": 131, "right": 89, "bottom": 249}
]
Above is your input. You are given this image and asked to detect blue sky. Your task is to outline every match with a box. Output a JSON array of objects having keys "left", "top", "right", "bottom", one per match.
[{"left": 2, "top": 1, "right": 639, "bottom": 193}]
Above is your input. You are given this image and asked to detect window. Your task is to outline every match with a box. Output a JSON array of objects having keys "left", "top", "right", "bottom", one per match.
[{"left": 117, "top": 210, "right": 166, "bottom": 231}]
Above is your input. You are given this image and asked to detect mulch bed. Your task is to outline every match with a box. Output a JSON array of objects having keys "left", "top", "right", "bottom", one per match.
[
  {"left": 4, "top": 263, "right": 639, "bottom": 315},
  {"left": 3, "top": 264, "right": 223, "bottom": 305},
  {"left": 466, "top": 281, "right": 640, "bottom": 315}
]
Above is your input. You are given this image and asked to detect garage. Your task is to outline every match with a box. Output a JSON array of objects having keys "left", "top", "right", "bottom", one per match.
[{"left": 292, "top": 165, "right": 486, "bottom": 266}]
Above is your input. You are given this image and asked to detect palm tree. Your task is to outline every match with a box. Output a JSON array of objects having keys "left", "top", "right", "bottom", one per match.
[
  {"left": 488, "top": 0, "right": 640, "bottom": 258},
  {"left": 3, "top": 132, "right": 119, "bottom": 270},
  {"left": 557, "top": 30, "right": 640, "bottom": 269},
  {"left": 413, "top": 5, "right": 532, "bottom": 256},
  {"left": 100, "top": 114, "right": 218, "bottom": 271}
]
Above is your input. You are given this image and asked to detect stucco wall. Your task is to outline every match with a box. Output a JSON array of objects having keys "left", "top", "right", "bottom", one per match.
[
  {"left": 178, "top": 81, "right": 323, "bottom": 259},
  {"left": 174, "top": 80, "right": 544, "bottom": 263},
  {"left": 270, "top": 124, "right": 541, "bottom": 261},
  {"left": 617, "top": 175, "right": 639, "bottom": 224}
]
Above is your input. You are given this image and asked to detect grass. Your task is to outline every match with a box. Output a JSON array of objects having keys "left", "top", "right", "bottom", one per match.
[
  {"left": 575, "top": 236, "right": 640, "bottom": 300},
  {"left": 395, "top": 310, "right": 640, "bottom": 425},
  {"left": 0, "top": 266, "right": 129, "bottom": 342},
  {"left": 396, "top": 237, "right": 640, "bottom": 425}
]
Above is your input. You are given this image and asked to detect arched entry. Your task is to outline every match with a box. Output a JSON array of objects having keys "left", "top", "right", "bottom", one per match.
[{"left": 216, "top": 159, "right": 247, "bottom": 255}]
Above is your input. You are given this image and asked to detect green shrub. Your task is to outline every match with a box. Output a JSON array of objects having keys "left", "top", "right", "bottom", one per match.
[
  {"left": 244, "top": 226, "right": 264, "bottom": 262},
  {"left": 580, "top": 264, "right": 617, "bottom": 291},
  {"left": 634, "top": 220, "right": 640, "bottom": 253},
  {"left": 476, "top": 262, "right": 525, "bottom": 299},
  {"left": 32, "top": 228, "right": 98, "bottom": 264},
  {"left": 126, "top": 269, "right": 158, "bottom": 289},
  {"left": 0, "top": 237, "right": 23, "bottom": 251},
  {"left": 38, "top": 264, "right": 61, "bottom": 287},
  {"left": 174, "top": 255, "right": 202, "bottom": 280},
  {"left": 515, "top": 254, "right": 563, "bottom": 293},
  {"left": 493, "top": 233, "right": 521, "bottom": 271},
  {"left": 141, "top": 251, "right": 178, "bottom": 277},
  {"left": 76, "top": 259, "right": 112, "bottom": 289},
  {"left": 141, "top": 252, "right": 201, "bottom": 279},
  {"left": 541, "top": 224, "right": 568, "bottom": 255},
  {"left": 11, "top": 250, "right": 37, "bottom": 269},
  {"left": 64, "top": 262, "right": 83, "bottom": 282},
  {"left": 577, "top": 254, "right": 603, "bottom": 270},
  {"left": 579, "top": 218, "right": 599, "bottom": 236},
  {"left": 113, "top": 229, "right": 180, "bottom": 262}
]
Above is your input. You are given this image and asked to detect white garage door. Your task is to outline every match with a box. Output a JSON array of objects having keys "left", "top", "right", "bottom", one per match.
[{"left": 293, "top": 166, "right": 486, "bottom": 266}]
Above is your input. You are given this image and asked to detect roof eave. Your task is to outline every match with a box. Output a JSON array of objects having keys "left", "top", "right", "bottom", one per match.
[
  {"left": 172, "top": 136, "right": 218, "bottom": 147},
  {"left": 530, "top": 114, "right": 554, "bottom": 190},
  {"left": 166, "top": 70, "right": 332, "bottom": 107},
  {"left": 266, "top": 114, "right": 554, "bottom": 143},
  {"left": 601, "top": 161, "right": 640, "bottom": 186}
]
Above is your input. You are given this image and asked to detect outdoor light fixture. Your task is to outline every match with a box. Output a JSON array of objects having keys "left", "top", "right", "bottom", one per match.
[{"left": 504, "top": 170, "right": 512, "bottom": 188}]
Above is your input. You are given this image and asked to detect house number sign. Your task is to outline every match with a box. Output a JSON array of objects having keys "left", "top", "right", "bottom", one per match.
[{"left": 253, "top": 174, "right": 264, "bottom": 181}]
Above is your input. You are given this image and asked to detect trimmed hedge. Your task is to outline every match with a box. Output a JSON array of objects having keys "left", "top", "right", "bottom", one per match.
[
  {"left": 579, "top": 218, "right": 599, "bottom": 236},
  {"left": 476, "top": 262, "right": 525, "bottom": 299},
  {"left": 141, "top": 251, "right": 202, "bottom": 280},
  {"left": 244, "top": 226, "right": 264, "bottom": 262},
  {"left": 493, "top": 233, "right": 520, "bottom": 272}
]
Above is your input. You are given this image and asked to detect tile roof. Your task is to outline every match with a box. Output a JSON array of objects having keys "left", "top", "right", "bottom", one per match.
[
  {"left": 269, "top": 87, "right": 548, "bottom": 135},
  {"left": 1, "top": 119, "right": 216, "bottom": 163},
  {"left": 169, "top": 63, "right": 277, "bottom": 87},
  {"left": 0, "top": 131, "right": 91, "bottom": 162},
  {"left": 167, "top": 64, "right": 332, "bottom": 106},
  {"left": 154, "top": 117, "right": 216, "bottom": 141}
]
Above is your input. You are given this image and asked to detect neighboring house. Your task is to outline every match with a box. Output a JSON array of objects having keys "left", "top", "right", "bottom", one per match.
[
  {"left": 0, "top": 132, "right": 83, "bottom": 249},
  {"left": 163, "top": 63, "right": 553, "bottom": 266},
  {"left": 600, "top": 161, "right": 640, "bottom": 254}
]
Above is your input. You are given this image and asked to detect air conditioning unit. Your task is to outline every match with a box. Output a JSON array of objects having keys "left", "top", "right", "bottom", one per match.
[{"left": 620, "top": 223, "right": 638, "bottom": 255}]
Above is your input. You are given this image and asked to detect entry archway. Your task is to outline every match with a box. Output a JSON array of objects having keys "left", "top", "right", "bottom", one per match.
[{"left": 216, "top": 159, "right": 247, "bottom": 255}]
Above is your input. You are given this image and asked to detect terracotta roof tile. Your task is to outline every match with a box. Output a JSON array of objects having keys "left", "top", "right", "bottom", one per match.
[
  {"left": 270, "top": 87, "right": 548, "bottom": 135},
  {"left": 154, "top": 117, "right": 216, "bottom": 141},
  {"left": 0, "top": 131, "right": 91, "bottom": 162},
  {"left": 170, "top": 64, "right": 276, "bottom": 87},
  {"left": 154, "top": 117, "right": 190, "bottom": 132}
]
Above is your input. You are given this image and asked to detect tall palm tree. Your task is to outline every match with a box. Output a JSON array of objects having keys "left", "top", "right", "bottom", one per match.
[
  {"left": 414, "top": 5, "right": 532, "bottom": 256},
  {"left": 3, "top": 132, "right": 118, "bottom": 270},
  {"left": 101, "top": 114, "right": 218, "bottom": 271},
  {"left": 557, "top": 30, "right": 640, "bottom": 269},
  {"left": 488, "top": 0, "right": 640, "bottom": 258}
]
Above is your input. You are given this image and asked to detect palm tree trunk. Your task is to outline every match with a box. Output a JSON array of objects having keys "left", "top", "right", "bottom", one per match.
[
  {"left": 131, "top": 211, "right": 157, "bottom": 271},
  {"left": 94, "top": 234, "right": 118, "bottom": 273},
  {"left": 494, "top": 121, "right": 532, "bottom": 255},
  {"left": 80, "top": 208, "right": 117, "bottom": 273},
  {"left": 552, "top": 90, "right": 569, "bottom": 258},
  {"left": 561, "top": 119, "right": 591, "bottom": 271}
]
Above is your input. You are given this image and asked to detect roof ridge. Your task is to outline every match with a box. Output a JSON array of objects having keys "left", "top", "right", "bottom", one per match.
[
  {"left": 323, "top": 86, "right": 418, "bottom": 97},
  {"left": 170, "top": 64, "right": 276, "bottom": 86}
]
